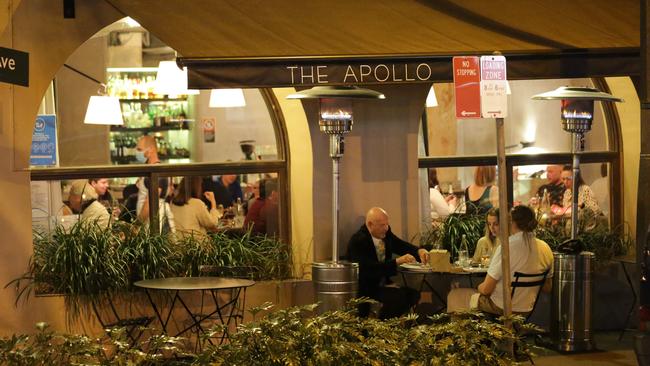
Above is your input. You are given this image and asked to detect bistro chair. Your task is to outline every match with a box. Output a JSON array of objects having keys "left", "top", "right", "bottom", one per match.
[{"left": 510, "top": 269, "right": 550, "bottom": 322}]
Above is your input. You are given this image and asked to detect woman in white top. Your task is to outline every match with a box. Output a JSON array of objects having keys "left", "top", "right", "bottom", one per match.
[
  {"left": 447, "top": 205, "right": 553, "bottom": 315},
  {"left": 170, "top": 176, "right": 220, "bottom": 238},
  {"left": 428, "top": 169, "right": 456, "bottom": 219},
  {"left": 475, "top": 205, "right": 553, "bottom": 314}
]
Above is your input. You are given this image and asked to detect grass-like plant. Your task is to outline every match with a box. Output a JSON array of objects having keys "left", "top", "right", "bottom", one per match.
[
  {"left": 177, "top": 230, "right": 292, "bottom": 280},
  {"left": 420, "top": 213, "right": 486, "bottom": 259},
  {"left": 534, "top": 210, "right": 631, "bottom": 262}
]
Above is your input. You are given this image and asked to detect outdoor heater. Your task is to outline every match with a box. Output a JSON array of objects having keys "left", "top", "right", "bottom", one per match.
[
  {"left": 532, "top": 86, "right": 622, "bottom": 352},
  {"left": 532, "top": 86, "right": 622, "bottom": 239},
  {"left": 288, "top": 86, "right": 385, "bottom": 312}
]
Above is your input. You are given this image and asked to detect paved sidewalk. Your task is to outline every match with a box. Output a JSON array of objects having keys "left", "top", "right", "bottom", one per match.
[{"left": 532, "top": 331, "right": 638, "bottom": 366}]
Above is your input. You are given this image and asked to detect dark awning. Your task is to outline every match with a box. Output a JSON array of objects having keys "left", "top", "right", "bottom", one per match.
[{"left": 106, "top": 0, "right": 640, "bottom": 87}]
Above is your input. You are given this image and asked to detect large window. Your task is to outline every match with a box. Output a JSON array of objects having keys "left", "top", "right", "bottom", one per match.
[
  {"left": 30, "top": 18, "right": 290, "bottom": 242},
  {"left": 419, "top": 78, "right": 620, "bottom": 227}
]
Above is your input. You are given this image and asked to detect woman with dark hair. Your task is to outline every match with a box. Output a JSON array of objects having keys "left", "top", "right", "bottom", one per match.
[
  {"left": 447, "top": 205, "right": 553, "bottom": 315},
  {"left": 170, "top": 176, "right": 220, "bottom": 237},
  {"left": 428, "top": 168, "right": 457, "bottom": 219},
  {"left": 556, "top": 165, "right": 600, "bottom": 215},
  {"left": 472, "top": 208, "right": 500, "bottom": 263}
]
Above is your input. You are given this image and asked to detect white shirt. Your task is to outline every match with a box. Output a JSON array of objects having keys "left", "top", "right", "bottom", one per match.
[
  {"left": 371, "top": 236, "right": 385, "bottom": 262},
  {"left": 429, "top": 187, "right": 455, "bottom": 219},
  {"left": 487, "top": 231, "right": 554, "bottom": 312}
]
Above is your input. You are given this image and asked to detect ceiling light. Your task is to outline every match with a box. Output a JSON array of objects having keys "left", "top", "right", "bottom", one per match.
[
  {"left": 154, "top": 61, "right": 199, "bottom": 96},
  {"left": 426, "top": 86, "right": 438, "bottom": 107},
  {"left": 209, "top": 89, "right": 246, "bottom": 108}
]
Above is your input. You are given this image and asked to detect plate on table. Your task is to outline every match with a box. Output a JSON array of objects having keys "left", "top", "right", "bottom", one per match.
[
  {"left": 400, "top": 263, "right": 432, "bottom": 272},
  {"left": 462, "top": 266, "right": 488, "bottom": 273}
]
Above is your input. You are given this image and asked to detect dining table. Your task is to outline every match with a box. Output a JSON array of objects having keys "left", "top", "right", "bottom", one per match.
[
  {"left": 398, "top": 263, "right": 488, "bottom": 312},
  {"left": 134, "top": 276, "right": 255, "bottom": 344}
]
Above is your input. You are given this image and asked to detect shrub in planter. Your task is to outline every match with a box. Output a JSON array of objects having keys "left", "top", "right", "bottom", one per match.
[
  {"left": 203, "top": 299, "right": 537, "bottom": 365},
  {"left": 420, "top": 213, "right": 485, "bottom": 259}
]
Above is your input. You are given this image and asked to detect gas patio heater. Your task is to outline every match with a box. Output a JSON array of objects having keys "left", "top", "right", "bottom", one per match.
[
  {"left": 532, "top": 86, "right": 622, "bottom": 239},
  {"left": 288, "top": 86, "right": 385, "bottom": 313}
]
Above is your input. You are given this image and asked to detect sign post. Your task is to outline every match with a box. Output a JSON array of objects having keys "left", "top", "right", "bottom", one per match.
[
  {"left": 452, "top": 56, "right": 481, "bottom": 119},
  {"left": 482, "top": 54, "right": 513, "bottom": 338}
]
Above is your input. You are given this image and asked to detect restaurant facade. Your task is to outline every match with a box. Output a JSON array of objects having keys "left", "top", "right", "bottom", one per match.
[{"left": 0, "top": 0, "right": 646, "bottom": 336}]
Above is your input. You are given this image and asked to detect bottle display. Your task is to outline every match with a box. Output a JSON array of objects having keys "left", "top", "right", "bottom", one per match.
[{"left": 106, "top": 68, "right": 193, "bottom": 164}]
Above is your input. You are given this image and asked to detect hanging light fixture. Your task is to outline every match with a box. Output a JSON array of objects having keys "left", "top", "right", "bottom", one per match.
[
  {"left": 426, "top": 86, "right": 438, "bottom": 107},
  {"left": 209, "top": 88, "right": 246, "bottom": 108},
  {"left": 84, "top": 93, "right": 123, "bottom": 125},
  {"left": 63, "top": 64, "right": 123, "bottom": 125},
  {"left": 154, "top": 60, "right": 199, "bottom": 96}
]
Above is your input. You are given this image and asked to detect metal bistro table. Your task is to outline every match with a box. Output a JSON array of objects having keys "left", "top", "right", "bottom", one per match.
[
  {"left": 134, "top": 277, "right": 255, "bottom": 344},
  {"left": 398, "top": 264, "right": 487, "bottom": 311}
]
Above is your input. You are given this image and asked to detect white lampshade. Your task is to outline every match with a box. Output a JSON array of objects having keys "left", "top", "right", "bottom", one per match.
[
  {"left": 84, "top": 95, "right": 123, "bottom": 125},
  {"left": 426, "top": 86, "right": 438, "bottom": 107},
  {"left": 154, "top": 61, "right": 199, "bottom": 96},
  {"left": 209, "top": 89, "right": 246, "bottom": 108}
]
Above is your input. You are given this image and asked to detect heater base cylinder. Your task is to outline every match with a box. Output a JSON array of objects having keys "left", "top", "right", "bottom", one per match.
[{"left": 312, "top": 262, "right": 359, "bottom": 314}]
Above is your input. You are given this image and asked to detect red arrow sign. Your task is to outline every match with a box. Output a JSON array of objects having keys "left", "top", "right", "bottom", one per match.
[{"left": 453, "top": 56, "right": 481, "bottom": 119}]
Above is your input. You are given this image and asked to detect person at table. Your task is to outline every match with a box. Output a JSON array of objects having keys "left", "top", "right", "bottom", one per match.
[
  {"left": 202, "top": 174, "right": 244, "bottom": 209},
  {"left": 464, "top": 166, "right": 499, "bottom": 216},
  {"left": 243, "top": 179, "right": 267, "bottom": 234},
  {"left": 447, "top": 205, "right": 553, "bottom": 315},
  {"left": 553, "top": 165, "right": 601, "bottom": 216},
  {"left": 428, "top": 168, "right": 457, "bottom": 219},
  {"left": 472, "top": 208, "right": 500, "bottom": 264},
  {"left": 80, "top": 178, "right": 114, "bottom": 228},
  {"left": 259, "top": 178, "right": 279, "bottom": 237},
  {"left": 170, "top": 176, "right": 220, "bottom": 238},
  {"left": 531, "top": 164, "right": 565, "bottom": 207},
  {"left": 347, "top": 207, "right": 429, "bottom": 319}
]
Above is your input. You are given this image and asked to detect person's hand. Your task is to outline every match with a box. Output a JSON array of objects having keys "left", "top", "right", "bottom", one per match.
[
  {"left": 445, "top": 195, "right": 457, "bottom": 204},
  {"left": 396, "top": 254, "right": 416, "bottom": 265},
  {"left": 204, "top": 191, "right": 216, "bottom": 206},
  {"left": 417, "top": 248, "right": 429, "bottom": 264}
]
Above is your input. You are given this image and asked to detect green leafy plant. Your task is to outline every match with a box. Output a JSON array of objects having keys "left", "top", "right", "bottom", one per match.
[
  {"left": 205, "top": 299, "right": 535, "bottom": 365},
  {"left": 420, "top": 213, "right": 486, "bottom": 259},
  {"left": 178, "top": 230, "right": 292, "bottom": 280},
  {"left": 0, "top": 302, "right": 538, "bottom": 365},
  {"left": 534, "top": 211, "right": 632, "bottom": 262}
]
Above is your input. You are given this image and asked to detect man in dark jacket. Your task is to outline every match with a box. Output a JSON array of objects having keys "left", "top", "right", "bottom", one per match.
[{"left": 347, "top": 207, "right": 429, "bottom": 318}]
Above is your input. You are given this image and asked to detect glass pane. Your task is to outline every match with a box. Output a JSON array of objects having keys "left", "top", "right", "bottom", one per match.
[
  {"left": 513, "top": 162, "right": 610, "bottom": 223},
  {"left": 420, "top": 166, "right": 502, "bottom": 221},
  {"left": 422, "top": 78, "right": 610, "bottom": 157},
  {"left": 35, "top": 18, "right": 279, "bottom": 169},
  {"left": 31, "top": 173, "right": 281, "bottom": 237}
]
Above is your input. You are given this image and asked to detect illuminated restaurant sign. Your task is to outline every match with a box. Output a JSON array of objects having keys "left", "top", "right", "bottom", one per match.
[{"left": 182, "top": 58, "right": 450, "bottom": 89}]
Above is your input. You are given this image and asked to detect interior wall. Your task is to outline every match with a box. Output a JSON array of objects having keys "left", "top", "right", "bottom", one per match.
[
  {"left": 57, "top": 36, "right": 111, "bottom": 166},
  {"left": 305, "top": 84, "right": 429, "bottom": 262},
  {"left": 606, "top": 77, "right": 640, "bottom": 236},
  {"left": 0, "top": 0, "right": 122, "bottom": 336}
]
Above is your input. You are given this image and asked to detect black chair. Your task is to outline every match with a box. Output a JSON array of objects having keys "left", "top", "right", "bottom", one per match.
[{"left": 510, "top": 269, "right": 550, "bottom": 322}]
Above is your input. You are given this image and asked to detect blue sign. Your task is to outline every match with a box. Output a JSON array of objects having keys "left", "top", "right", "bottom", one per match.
[{"left": 30, "top": 115, "right": 57, "bottom": 166}]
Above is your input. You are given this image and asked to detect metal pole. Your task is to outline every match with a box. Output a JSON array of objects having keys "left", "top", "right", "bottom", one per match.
[
  {"left": 496, "top": 117, "right": 513, "bottom": 328},
  {"left": 571, "top": 133, "right": 582, "bottom": 239},
  {"left": 331, "top": 135, "right": 341, "bottom": 264}
]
